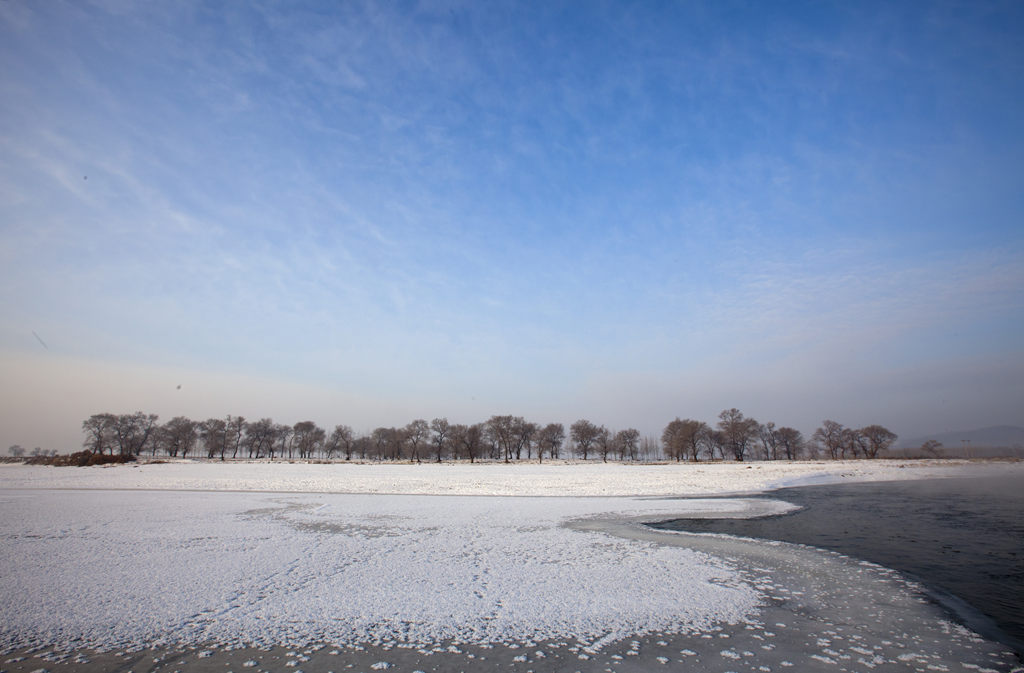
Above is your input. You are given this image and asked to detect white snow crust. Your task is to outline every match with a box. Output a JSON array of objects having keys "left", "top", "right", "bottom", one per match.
[
  {"left": 0, "top": 489, "right": 793, "bottom": 652},
  {"left": 0, "top": 458, "right": 1011, "bottom": 496},
  {"left": 1, "top": 459, "right": 1020, "bottom": 662}
]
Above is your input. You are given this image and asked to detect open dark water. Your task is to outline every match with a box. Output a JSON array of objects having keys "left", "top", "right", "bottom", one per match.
[{"left": 649, "top": 475, "right": 1024, "bottom": 657}]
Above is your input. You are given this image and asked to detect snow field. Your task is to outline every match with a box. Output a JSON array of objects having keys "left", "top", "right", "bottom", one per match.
[
  {"left": 0, "top": 458, "right": 1013, "bottom": 496},
  {"left": 0, "top": 490, "right": 788, "bottom": 652},
  {"left": 1, "top": 459, "right": 1021, "bottom": 671}
]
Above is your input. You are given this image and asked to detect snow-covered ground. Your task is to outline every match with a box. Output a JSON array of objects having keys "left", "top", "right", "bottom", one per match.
[
  {"left": 0, "top": 457, "right": 1011, "bottom": 496},
  {"left": 0, "top": 490, "right": 784, "bottom": 652},
  {"left": 1, "top": 460, "right": 1021, "bottom": 672}
]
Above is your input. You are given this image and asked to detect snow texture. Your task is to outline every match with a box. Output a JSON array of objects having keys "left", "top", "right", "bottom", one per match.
[
  {"left": 0, "top": 490, "right": 785, "bottom": 652},
  {"left": 0, "top": 458, "right": 1010, "bottom": 496},
  {"left": 1, "top": 459, "right": 1021, "bottom": 669}
]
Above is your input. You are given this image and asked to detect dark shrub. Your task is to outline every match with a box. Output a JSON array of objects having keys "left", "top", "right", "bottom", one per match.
[{"left": 26, "top": 451, "right": 137, "bottom": 467}]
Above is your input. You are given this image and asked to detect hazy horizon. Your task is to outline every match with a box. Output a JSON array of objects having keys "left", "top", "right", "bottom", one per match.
[{"left": 2, "top": 1, "right": 1023, "bottom": 453}]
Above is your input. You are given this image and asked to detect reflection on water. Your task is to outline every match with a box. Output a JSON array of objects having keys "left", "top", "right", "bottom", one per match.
[{"left": 650, "top": 474, "right": 1024, "bottom": 657}]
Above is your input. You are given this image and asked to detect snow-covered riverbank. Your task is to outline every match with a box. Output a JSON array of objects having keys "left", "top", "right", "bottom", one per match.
[{"left": 0, "top": 457, "right": 1014, "bottom": 496}]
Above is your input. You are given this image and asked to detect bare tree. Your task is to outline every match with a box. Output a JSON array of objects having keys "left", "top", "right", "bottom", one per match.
[
  {"left": 813, "top": 420, "right": 846, "bottom": 460},
  {"left": 226, "top": 415, "right": 246, "bottom": 459},
  {"left": 353, "top": 434, "right": 371, "bottom": 461},
  {"left": 82, "top": 413, "right": 116, "bottom": 455},
  {"left": 684, "top": 421, "right": 710, "bottom": 461},
  {"left": 512, "top": 418, "right": 537, "bottom": 460},
  {"left": 486, "top": 415, "right": 516, "bottom": 463},
  {"left": 615, "top": 428, "right": 640, "bottom": 461},
  {"left": 757, "top": 422, "right": 780, "bottom": 460},
  {"left": 920, "top": 439, "right": 944, "bottom": 458},
  {"left": 293, "top": 421, "right": 324, "bottom": 459},
  {"left": 162, "top": 416, "right": 198, "bottom": 458},
  {"left": 841, "top": 427, "right": 868, "bottom": 459},
  {"left": 272, "top": 423, "right": 292, "bottom": 460},
  {"left": 639, "top": 435, "right": 662, "bottom": 461},
  {"left": 388, "top": 426, "right": 407, "bottom": 461},
  {"left": 8, "top": 445, "right": 25, "bottom": 458},
  {"left": 536, "top": 423, "right": 565, "bottom": 463},
  {"left": 594, "top": 427, "right": 614, "bottom": 462},
  {"left": 430, "top": 418, "right": 450, "bottom": 463},
  {"left": 244, "top": 418, "right": 276, "bottom": 459},
  {"left": 404, "top": 419, "right": 429, "bottom": 463},
  {"left": 662, "top": 419, "right": 709, "bottom": 462},
  {"left": 860, "top": 425, "right": 897, "bottom": 459},
  {"left": 148, "top": 424, "right": 169, "bottom": 457},
  {"left": 467, "top": 423, "right": 486, "bottom": 463},
  {"left": 113, "top": 412, "right": 159, "bottom": 457},
  {"left": 775, "top": 426, "right": 804, "bottom": 460},
  {"left": 448, "top": 424, "right": 467, "bottom": 462},
  {"left": 200, "top": 418, "right": 227, "bottom": 459},
  {"left": 450, "top": 423, "right": 484, "bottom": 463},
  {"left": 804, "top": 435, "right": 822, "bottom": 460},
  {"left": 662, "top": 418, "right": 687, "bottom": 461},
  {"left": 717, "top": 408, "right": 759, "bottom": 461},
  {"left": 570, "top": 419, "right": 602, "bottom": 460},
  {"left": 326, "top": 424, "right": 354, "bottom": 460},
  {"left": 371, "top": 427, "right": 390, "bottom": 461}
]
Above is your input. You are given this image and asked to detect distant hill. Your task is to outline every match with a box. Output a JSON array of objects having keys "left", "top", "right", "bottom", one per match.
[{"left": 899, "top": 425, "right": 1024, "bottom": 449}]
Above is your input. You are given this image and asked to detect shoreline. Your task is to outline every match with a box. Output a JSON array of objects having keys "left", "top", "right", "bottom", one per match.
[{"left": 649, "top": 474, "right": 1024, "bottom": 661}]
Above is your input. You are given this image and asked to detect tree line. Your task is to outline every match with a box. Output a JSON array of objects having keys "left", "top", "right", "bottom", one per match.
[
  {"left": 69, "top": 409, "right": 897, "bottom": 463},
  {"left": 662, "top": 409, "right": 897, "bottom": 461}
]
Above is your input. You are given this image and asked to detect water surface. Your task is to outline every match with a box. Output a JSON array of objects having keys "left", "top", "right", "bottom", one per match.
[{"left": 650, "top": 474, "right": 1024, "bottom": 657}]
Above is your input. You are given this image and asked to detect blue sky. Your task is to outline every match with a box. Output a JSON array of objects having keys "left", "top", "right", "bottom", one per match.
[{"left": 2, "top": 0, "right": 1023, "bottom": 451}]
